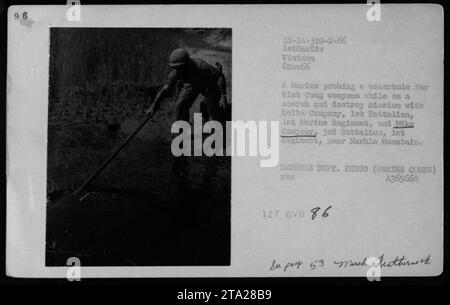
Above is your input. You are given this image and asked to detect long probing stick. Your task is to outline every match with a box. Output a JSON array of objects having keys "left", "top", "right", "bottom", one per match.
[{"left": 72, "top": 110, "right": 155, "bottom": 198}]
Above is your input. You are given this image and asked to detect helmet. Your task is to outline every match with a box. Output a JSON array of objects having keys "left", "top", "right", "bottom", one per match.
[{"left": 169, "top": 48, "right": 191, "bottom": 67}]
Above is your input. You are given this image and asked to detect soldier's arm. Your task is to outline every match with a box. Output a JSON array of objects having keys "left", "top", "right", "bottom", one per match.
[{"left": 217, "top": 75, "right": 228, "bottom": 108}]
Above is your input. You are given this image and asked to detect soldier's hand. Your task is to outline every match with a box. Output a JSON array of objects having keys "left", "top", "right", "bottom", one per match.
[{"left": 145, "top": 101, "right": 161, "bottom": 116}]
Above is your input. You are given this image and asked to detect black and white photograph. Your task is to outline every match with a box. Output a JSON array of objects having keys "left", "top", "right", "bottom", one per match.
[{"left": 45, "top": 28, "right": 232, "bottom": 266}]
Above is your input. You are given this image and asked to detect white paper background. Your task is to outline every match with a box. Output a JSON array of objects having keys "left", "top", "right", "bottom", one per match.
[{"left": 6, "top": 4, "right": 443, "bottom": 277}]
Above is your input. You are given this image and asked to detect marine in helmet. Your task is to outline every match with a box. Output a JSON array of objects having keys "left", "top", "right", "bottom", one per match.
[{"left": 145, "top": 48, "right": 227, "bottom": 122}]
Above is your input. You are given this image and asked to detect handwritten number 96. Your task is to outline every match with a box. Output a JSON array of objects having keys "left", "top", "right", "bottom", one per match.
[{"left": 311, "top": 206, "right": 332, "bottom": 220}]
